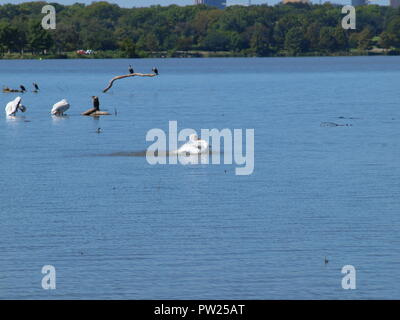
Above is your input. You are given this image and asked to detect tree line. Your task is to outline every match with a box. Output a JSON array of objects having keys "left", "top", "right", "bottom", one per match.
[{"left": 1, "top": 1, "right": 400, "bottom": 58}]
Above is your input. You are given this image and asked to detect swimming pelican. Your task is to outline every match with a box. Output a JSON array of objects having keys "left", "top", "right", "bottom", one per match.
[
  {"left": 51, "top": 99, "right": 70, "bottom": 116},
  {"left": 5, "top": 97, "right": 26, "bottom": 116},
  {"left": 175, "top": 134, "right": 208, "bottom": 155},
  {"left": 128, "top": 65, "right": 134, "bottom": 74}
]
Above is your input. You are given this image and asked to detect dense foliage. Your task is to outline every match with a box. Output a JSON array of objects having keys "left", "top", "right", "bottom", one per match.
[{"left": 1, "top": 1, "right": 400, "bottom": 58}]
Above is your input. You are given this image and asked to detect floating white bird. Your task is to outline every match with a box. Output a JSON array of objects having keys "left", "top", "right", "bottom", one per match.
[
  {"left": 175, "top": 134, "right": 209, "bottom": 155},
  {"left": 51, "top": 99, "right": 70, "bottom": 116},
  {"left": 5, "top": 96, "right": 26, "bottom": 116}
]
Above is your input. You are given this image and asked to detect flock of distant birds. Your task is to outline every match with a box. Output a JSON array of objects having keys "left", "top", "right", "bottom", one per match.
[
  {"left": 3, "top": 82, "right": 39, "bottom": 94},
  {"left": 3, "top": 65, "right": 209, "bottom": 153},
  {"left": 3, "top": 66, "right": 159, "bottom": 117}
]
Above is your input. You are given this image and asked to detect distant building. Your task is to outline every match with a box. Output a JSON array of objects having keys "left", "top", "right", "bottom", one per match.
[
  {"left": 282, "top": 0, "right": 310, "bottom": 4},
  {"left": 194, "top": 0, "right": 226, "bottom": 9},
  {"left": 390, "top": 0, "right": 400, "bottom": 8},
  {"left": 351, "top": 0, "right": 367, "bottom": 6}
]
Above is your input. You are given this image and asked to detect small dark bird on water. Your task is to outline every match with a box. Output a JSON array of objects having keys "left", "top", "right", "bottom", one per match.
[
  {"left": 324, "top": 257, "right": 329, "bottom": 265},
  {"left": 20, "top": 85, "right": 26, "bottom": 92},
  {"left": 96, "top": 128, "right": 102, "bottom": 134},
  {"left": 33, "top": 83, "right": 39, "bottom": 91},
  {"left": 128, "top": 65, "right": 134, "bottom": 74},
  {"left": 152, "top": 67, "right": 159, "bottom": 75}
]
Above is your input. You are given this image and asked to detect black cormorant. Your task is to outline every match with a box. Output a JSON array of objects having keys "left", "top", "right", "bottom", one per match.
[
  {"left": 92, "top": 96, "right": 100, "bottom": 111},
  {"left": 152, "top": 67, "right": 159, "bottom": 75},
  {"left": 33, "top": 83, "right": 39, "bottom": 91},
  {"left": 20, "top": 85, "right": 26, "bottom": 92},
  {"left": 128, "top": 65, "right": 134, "bottom": 74}
]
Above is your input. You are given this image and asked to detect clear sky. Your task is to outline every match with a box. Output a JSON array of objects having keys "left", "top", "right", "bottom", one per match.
[{"left": 0, "top": 0, "right": 389, "bottom": 7}]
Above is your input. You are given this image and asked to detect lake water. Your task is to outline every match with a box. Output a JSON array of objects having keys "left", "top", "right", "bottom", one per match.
[{"left": 1, "top": 56, "right": 399, "bottom": 299}]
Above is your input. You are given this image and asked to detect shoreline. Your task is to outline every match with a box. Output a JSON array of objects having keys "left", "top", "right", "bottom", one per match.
[{"left": 0, "top": 48, "right": 398, "bottom": 60}]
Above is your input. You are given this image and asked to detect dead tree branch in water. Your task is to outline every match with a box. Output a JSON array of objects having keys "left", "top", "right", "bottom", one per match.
[{"left": 102, "top": 73, "right": 157, "bottom": 93}]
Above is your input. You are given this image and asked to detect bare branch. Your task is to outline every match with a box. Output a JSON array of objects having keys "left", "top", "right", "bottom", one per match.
[{"left": 102, "top": 73, "right": 156, "bottom": 93}]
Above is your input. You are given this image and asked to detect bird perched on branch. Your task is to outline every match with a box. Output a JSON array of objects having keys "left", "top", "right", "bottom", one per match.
[
  {"left": 20, "top": 85, "right": 26, "bottom": 92},
  {"left": 128, "top": 65, "right": 134, "bottom": 74},
  {"left": 152, "top": 67, "right": 159, "bottom": 75}
]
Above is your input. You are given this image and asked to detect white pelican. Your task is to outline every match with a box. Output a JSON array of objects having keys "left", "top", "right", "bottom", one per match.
[
  {"left": 175, "top": 134, "right": 209, "bottom": 155},
  {"left": 5, "top": 97, "right": 26, "bottom": 116},
  {"left": 51, "top": 99, "right": 70, "bottom": 116}
]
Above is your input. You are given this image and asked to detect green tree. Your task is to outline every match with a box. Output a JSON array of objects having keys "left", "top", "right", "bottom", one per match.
[
  {"left": 357, "top": 27, "right": 374, "bottom": 50},
  {"left": 27, "top": 21, "right": 54, "bottom": 54},
  {"left": 284, "top": 27, "right": 308, "bottom": 56},
  {"left": 381, "top": 16, "right": 400, "bottom": 48},
  {"left": 319, "top": 26, "right": 337, "bottom": 51},
  {"left": 52, "top": 23, "right": 80, "bottom": 52},
  {"left": 305, "top": 23, "right": 322, "bottom": 51},
  {"left": 333, "top": 27, "right": 348, "bottom": 51},
  {"left": 273, "top": 15, "right": 302, "bottom": 50},
  {"left": 0, "top": 2, "right": 395, "bottom": 57},
  {"left": 119, "top": 38, "right": 138, "bottom": 58},
  {"left": 379, "top": 32, "right": 396, "bottom": 49},
  {"left": 249, "top": 23, "right": 272, "bottom": 56},
  {"left": 202, "top": 30, "right": 230, "bottom": 51},
  {"left": 136, "top": 33, "right": 160, "bottom": 52}
]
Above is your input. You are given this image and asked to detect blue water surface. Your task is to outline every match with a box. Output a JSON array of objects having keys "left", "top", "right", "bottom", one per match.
[{"left": 0, "top": 56, "right": 399, "bottom": 299}]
